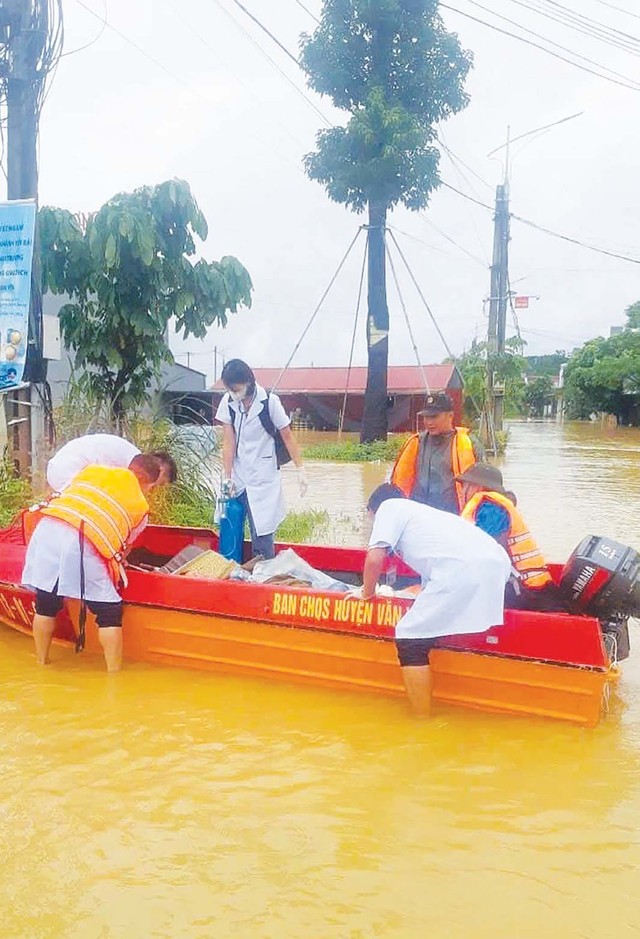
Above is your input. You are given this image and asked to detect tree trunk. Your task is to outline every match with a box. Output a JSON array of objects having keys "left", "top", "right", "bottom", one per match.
[{"left": 361, "top": 200, "right": 389, "bottom": 443}]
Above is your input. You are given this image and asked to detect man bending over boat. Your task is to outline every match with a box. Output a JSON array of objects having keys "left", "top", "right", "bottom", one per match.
[
  {"left": 22, "top": 455, "right": 165, "bottom": 672},
  {"left": 46, "top": 433, "right": 178, "bottom": 492},
  {"left": 362, "top": 484, "right": 511, "bottom": 716},
  {"left": 455, "top": 463, "right": 567, "bottom": 612}
]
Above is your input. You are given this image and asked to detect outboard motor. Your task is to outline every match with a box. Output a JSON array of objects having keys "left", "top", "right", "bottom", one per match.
[{"left": 559, "top": 535, "right": 640, "bottom": 661}]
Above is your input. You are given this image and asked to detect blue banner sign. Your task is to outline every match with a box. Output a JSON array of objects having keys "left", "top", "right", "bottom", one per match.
[{"left": 0, "top": 200, "right": 36, "bottom": 392}]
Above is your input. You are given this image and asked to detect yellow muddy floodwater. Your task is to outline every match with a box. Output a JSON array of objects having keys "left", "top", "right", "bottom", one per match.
[{"left": 3, "top": 421, "right": 640, "bottom": 938}]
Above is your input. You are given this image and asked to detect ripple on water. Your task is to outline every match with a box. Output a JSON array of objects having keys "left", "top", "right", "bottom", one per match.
[{"left": 2, "top": 421, "right": 640, "bottom": 937}]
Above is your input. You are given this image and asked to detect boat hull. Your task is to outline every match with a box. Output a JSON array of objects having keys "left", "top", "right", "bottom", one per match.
[
  {"left": 0, "top": 581, "right": 614, "bottom": 729},
  {"left": 0, "top": 522, "right": 617, "bottom": 727}
]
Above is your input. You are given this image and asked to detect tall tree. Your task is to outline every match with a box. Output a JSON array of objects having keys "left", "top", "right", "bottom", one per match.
[
  {"left": 301, "top": 0, "right": 471, "bottom": 441},
  {"left": 625, "top": 300, "right": 640, "bottom": 329},
  {"left": 40, "top": 179, "right": 252, "bottom": 429},
  {"left": 564, "top": 329, "right": 640, "bottom": 424}
]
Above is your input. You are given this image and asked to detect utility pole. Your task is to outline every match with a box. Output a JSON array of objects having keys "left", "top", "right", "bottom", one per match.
[
  {"left": 3, "top": 0, "right": 61, "bottom": 478},
  {"left": 486, "top": 181, "right": 510, "bottom": 434},
  {"left": 484, "top": 112, "right": 581, "bottom": 444},
  {"left": 485, "top": 119, "right": 511, "bottom": 444},
  {"left": 213, "top": 345, "right": 217, "bottom": 383}
]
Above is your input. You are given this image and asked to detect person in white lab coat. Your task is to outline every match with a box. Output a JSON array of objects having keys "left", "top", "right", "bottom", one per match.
[
  {"left": 215, "top": 359, "right": 307, "bottom": 559},
  {"left": 361, "top": 483, "right": 511, "bottom": 716},
  {"left": 46, "top": 434, "right": 177, "bottom": 491}
]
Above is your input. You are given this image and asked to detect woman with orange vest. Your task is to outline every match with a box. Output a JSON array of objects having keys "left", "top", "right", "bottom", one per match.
[
  {"left": 22, "top": 454, "right": 164, "bottom": 672},
  {"left": 456, "top": 463, "right": 566, "bottom": 612},
  {"left": 390, "top": 392, "right": 483, "bottom": 514}
]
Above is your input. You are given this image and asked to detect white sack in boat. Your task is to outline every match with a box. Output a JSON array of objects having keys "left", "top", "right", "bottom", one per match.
[{"left": 250, "top": 549, "right": 350, "bottom": 592}]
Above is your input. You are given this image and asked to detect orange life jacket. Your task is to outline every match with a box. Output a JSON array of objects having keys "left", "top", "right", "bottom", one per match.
[
  {"left": 390, "top": 427, "right": 476, "bottom": 511},
  {"left": 462, "top": 490, "right": 552, "bottom": 589},
  {"left": 26, "top": 465, "right": 149, "bottom": 585}
]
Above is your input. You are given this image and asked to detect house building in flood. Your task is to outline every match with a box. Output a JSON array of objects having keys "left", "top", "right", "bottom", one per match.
[{"left": 209, "top": 364, "right": 463, "bottom": 432}]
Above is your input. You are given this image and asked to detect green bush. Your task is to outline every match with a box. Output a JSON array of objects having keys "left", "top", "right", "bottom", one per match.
[
  {"left": 276, "top": 508, "right": 330, "bottom": 543},
  {"left": 303, "top": 435, "right": 408, "bottom": 463},
  {"left": 0, "top": 457, "right": 32, "bottom": 528}
]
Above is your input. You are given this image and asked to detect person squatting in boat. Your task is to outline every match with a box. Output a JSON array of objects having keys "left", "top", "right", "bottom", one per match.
[
  {"left": 360, "top": 483, "right": 511, "bottom": 716},
  {"left": 455, "top": 463, "right": 568, "bottom": 613},
  {"left": 22, "top": 454, "right": 168, "bottom": 672},
  {"left": 215, "top": 359, "right": 307, "bottom": 559}
]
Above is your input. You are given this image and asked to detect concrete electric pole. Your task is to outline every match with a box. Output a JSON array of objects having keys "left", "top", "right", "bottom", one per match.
[
  {"left": 2, "top": 0, "right": 63, "bottom": 477},
  {"left": 486, "top": 181, "right": 510, "bottom": 435},
  {"left": 484, "top": 113, "right": 582, "bottom": 443}
]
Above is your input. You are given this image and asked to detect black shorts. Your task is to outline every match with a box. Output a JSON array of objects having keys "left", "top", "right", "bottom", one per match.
[
  {"left": 35, "top": 586, "right": 123, "bottom": 628},
  {"left": 395, "top": 637, "right": 441, "bottom": 667}
]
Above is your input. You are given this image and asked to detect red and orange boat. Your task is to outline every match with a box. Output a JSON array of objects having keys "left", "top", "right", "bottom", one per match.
[{"left": 0, "top": 517, "right": 628, "bottom": 727}]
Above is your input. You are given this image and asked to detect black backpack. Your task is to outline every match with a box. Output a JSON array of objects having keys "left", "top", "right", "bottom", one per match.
[{"left": 228, "top": 392, "right": 291, "bottom": 469}]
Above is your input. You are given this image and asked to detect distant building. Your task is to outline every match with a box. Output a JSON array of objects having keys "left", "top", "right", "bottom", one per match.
[
  {"left": 210, "top": 364, "right": 464, "bottom": 432},
  {"left": 42, "top": 293, "right": 208, "bottom": 413}
]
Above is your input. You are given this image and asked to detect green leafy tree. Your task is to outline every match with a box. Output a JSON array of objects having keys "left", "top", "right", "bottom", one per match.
[
  {"left": 564, "top": 329, "right": 640, "bottom": 423},
  {"left": 523, "top": 375, "right": 555, "bottom": 418},
  {"left": 301, "top": 0, "right": 471, "bottom": 441},
  {"left": 40, "top": 179, "right": 252, "bottom": 429},
  {"left": 454, "top": 336, "right": 526, "bottom": 422},
  {"left": 524, "top": 352, "right": 567, "bottom": 377},
  {"left": 625, "top": 300, "right": 640, "bottom": 329}
]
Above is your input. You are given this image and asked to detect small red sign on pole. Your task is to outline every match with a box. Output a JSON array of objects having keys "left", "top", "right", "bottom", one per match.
[{"left": 514, "top": 296, "right": 529, "bottom": 309}]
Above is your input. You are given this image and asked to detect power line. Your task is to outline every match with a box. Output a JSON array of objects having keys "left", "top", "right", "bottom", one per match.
[
  {"left": 418, "top": 211, "right": 488, "bottom": 266},
  {"left": 62, "top": 0, "right": 107, "bottom": 57},
  {"left": 534, "top": 0, "right": 640, "bottom": 48},
  {"left": 73, "top": 0, "right": 304, "bottom": 174},
  {"left": 294, "top": 0, "right": 320, "bottom": 24},
  {"left": 512, "top": 212, "right": 640, "bottom": 265},
  {"left": 437, "top": 130, "right": 491, "bottom": 265},
  {"left": 386, "top": 224, "right": 450, "bottom": 254},
  {"left": 460, "top": 0, "right": 640, "bottom": 86},
  {"left": 594, "top": 0, "right": 640, "bottom": 22},
  {"left": 436, "top": 132, "right": 494, "bottom": 193},
  {"left": 440, "top": 181, "right": 640, "bottom": 265},
  {"left": 504, "top": 0, "right": 640, "bottom": 56},
  {"left": 441, "top": 3, "right": 640, "bottom": 91},
  {"left": 162, "top": 0, "right": 311, "bottom": 151},
  {"left": 213, "top": 0, "right": 332, "bottom": 126},
  {"left": 74, "top": 0, "right": 220, "bottom": 98},
  {"left": 230, "top": 0, "right": 301, "bottom": 67}
]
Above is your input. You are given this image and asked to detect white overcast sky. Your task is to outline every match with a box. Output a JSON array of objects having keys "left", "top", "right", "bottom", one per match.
[{"left": 32, "top": 0, "right": 640, "bottom": 383}]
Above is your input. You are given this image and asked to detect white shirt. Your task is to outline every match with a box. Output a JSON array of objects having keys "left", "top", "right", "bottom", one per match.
[
  {"left": 22, "top": 517, "right": 135, "bottom": 603},
  {"left": 215, "top": 384, "right": 290, "bottom": 535},
  {"left": 47, "top": 434, "right": 140, "bottom": 491},
  {"left": 369, "top": 500, "right": 511, "bottom": 639}
]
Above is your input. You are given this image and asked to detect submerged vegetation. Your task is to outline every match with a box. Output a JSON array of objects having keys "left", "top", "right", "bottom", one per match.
[
  {"left": 276, "top": 508, "right": 330, "bottom": 543},
  {"left": 303, "top": 436, "right": 408, "bottom": 463},
  {"left": 0, "top": 460, "right": 32, "bottom": 528}
]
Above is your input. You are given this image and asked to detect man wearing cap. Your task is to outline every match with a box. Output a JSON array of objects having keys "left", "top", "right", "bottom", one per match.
[
  {"left": 457, "top": 463, "right": 565, "bottom": 611},
  {"left": 390, "top": 392, "right": 484, "bottom": 514}
]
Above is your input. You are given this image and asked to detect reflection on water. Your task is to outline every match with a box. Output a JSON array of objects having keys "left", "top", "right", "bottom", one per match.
[
  {"left": 283, "top": 421, "right": 640, "bottom": 559},
  {"left": 2, "top": 421, "right": 640, "bottom": 938}
]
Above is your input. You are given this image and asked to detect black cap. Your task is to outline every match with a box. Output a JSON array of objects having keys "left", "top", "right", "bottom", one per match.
[
  {"left": 454, "top": 463, "right": 506, "bottom": 493},
  {"left": 419, "top": 391, "right": 454, "bottom": 415}
]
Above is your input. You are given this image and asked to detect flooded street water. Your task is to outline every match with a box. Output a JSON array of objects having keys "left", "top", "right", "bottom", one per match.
[{"left": 3, "top": 421, "right": 640, "bottom": 938}]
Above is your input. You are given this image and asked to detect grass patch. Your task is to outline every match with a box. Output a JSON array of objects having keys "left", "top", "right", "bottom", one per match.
[
  {"left": 303, "top": 436, "right": 408, "bottom": 463},
  {"left": 51, "top": 379, "right": 221, "bottom": 528},
  {"left": 276, "top": 508, "right": 330, "bottom": 543},
  {"left": 495, "top": 430, "right": 509, "bottom": 454},
  {"left": 0, "top": 459, "right": 32, "bottom": 528}
]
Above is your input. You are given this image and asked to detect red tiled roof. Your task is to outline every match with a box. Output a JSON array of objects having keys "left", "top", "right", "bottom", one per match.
[{"left": 211, "top": 364, "right": 457, "bottom": 394}]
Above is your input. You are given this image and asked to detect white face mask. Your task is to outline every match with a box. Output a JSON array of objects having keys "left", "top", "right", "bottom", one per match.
[{"left": 229, "top": 385, "right": 248, "bottom": 402}]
